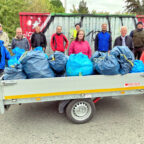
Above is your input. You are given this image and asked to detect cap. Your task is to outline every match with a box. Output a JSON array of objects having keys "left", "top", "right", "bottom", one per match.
[{"left": 136, "top": 21, "right": 143, "bottom": 26}]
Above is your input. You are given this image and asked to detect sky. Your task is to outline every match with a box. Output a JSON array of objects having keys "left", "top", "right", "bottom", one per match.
[{"left": 60, "top": 0, "right": 126, "bottom": 13}]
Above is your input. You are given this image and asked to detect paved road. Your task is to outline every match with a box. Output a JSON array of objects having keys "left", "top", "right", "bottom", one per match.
[{"left": 0, "top": 95, "right": 144, "bottom": 144}]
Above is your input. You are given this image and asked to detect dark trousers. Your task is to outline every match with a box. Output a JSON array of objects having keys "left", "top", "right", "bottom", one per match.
[
  {"left": 0, "top": 69, "right": 4, "bottom": 77},
  {"left": 134, "top": 47, "right": 144, "bottom": 59}
]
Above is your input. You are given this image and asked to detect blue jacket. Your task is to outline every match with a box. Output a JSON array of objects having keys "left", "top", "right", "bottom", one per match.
[
  {"left": 95, "top": 31, "right": 112, "bottom": 52},
  {"left": 0, "top": 40, "right": 11, "bottom": 69}
]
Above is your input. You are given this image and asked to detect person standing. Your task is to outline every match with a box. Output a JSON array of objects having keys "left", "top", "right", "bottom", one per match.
[
  {"left": 114, "top": 26, "right": 134, "bottom": 51},
  {"left": 51, "top": 26, "right": 69, "bottom": 53},
  {"left": 70, "top": 23, "right": 81, "bottom": 41},
  {"left": 11, "top": 27, "right": 30, "bottom": 51},
  {"left": 130, "top": 21, "right": 144, "bottom": 59},
  {"left": 0, "top": 40, "right": 11, "bottom": 76},
  {"left": 94, "top": 23, "right": 112, "bottom": 52},
  {"left": 0, "top": 23, "right": 9, "bottom": 49},
  {"left": 31, "top": 26, "right": 47, "bottom": 51},
  {"left": 69, "top": 30, "right": 92, "bottom": 58}
]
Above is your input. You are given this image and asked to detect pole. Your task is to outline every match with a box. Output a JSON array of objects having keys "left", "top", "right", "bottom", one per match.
[{"left": 65, "top": 0, "right": 67, "bottom": 13}]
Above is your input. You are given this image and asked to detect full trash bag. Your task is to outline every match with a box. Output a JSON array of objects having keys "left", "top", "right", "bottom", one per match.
[
  {"left": 94, "top": 54, "right": 120, "bottom": 75},
  {"left": 110, "top": 46, "right": 134, "bottom": 75},
  {"left": 3, "top": 64, "right": 27, "bottom": 80},
  {"left": 66, "top": 53, "right": 93, "bottom": 76},
  {"left": 33, "top": 46, "right": 48, "bottom": 59},
  {"left": 48, "top": 51, "right": 67, "bottom": 74},
  {"left": 12, "top": 47, "right": 25, "bottom": 60},
  {"left": 91, "top": 51, "right": 107, "bottom": 69},
  {"left": 130, "top": 60, "right": 144, "bottom": 73},
  {"left": 8, "top": 56, "right": 20, "bottom": 67},
  {"left": 20, "top": 51, "right": 54, "bottom": 79}
]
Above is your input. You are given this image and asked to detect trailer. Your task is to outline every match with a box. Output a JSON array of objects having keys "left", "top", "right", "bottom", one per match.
[{"left": 0, "top": 73, "right": 144, "bottom": 124}]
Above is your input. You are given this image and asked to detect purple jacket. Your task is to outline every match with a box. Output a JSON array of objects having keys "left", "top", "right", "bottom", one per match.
[{"left": 69, "top": 40, "right": 92, "bottom": 58}]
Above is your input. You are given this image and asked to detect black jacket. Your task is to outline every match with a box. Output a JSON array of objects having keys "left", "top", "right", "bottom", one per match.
[
  {"left": 31, "top": 32, "right": 47, "bottom": 48},
  {"left": 114, "top": 36, "right": 134, "bottom": 51}
]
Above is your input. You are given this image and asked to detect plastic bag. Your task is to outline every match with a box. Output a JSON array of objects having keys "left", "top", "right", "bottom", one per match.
[
  {"left": 8, "top": 56, "right": 20, "bottom": 67},
  {"left": 130, "top": 60, "right": 144, "bottom": 73},
  {"left": 66, "top": 53, "right": 93, "bottom": 76},
  {"left": 20, "top": 51, "right": 54, "bottom": 79},
  {"left": 4, "top": 64, "right": 27, "bottom": 80},
  {"left": 110, "top": 46, "right": 134, "bottom": 75},
  {"left": 48, "top": 51, "right": 67, "bottom": 73},
  {"left": 12, "top": 47, "right": 25, "bottom": 60},
  {"left": 94, "top": 54, "right": 120, "bottom": 75}
]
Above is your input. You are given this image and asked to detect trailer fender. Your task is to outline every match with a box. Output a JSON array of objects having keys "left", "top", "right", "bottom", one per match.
[{"left": 58, "top": 100, "right": 71, "bottom": 114}]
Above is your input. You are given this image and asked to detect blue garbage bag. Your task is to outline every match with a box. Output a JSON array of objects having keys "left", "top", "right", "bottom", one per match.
[
  {"left": 8, "top": 56, "right": 20, "bottom": 67},
  {"left": 91, "top": 51, "right": 107, "bottom": 61},
  {"left": 91, "top": 51, "right": 107, "bottom": 69},
  {"left": 4, "top": 64, "right": 27, "bottom": 80},
  {"left": 33, "top": 46, "right": 43, "bottom": 51},
  {"left": 20, "top": 51, "right": 54, "bottom": 79},
  {"left": 66, "top": 53, "right": 93, "bottom": 76},
  {"left": 94, "top": 54, "right": 120, "bottom": 75},
  {"left": 12, "top": 47, "right": 25, "bottom": 60},
  {"left": 33, "top": 46, "right": 48, "bottom": 59},
  {"left": 48, "top": 51, "right": 67, "bottom": 73},
  {"left": 110, "top": 46, "right": 135, "bottom": 75},
  {"left": 130, "top": 60, "right": 144, "bottom": 73}
]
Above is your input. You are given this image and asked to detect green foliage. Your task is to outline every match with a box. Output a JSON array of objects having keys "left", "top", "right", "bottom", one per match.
[
  {"left": 0, "top": 0, "right": 65, "bottom": 41},
  {"left": 70, "top": 0, "right": 89, "bottom": 14},
  {"left": 91, "top": 10, "right": 110, "bottom": 15},
  {"left": 0, "top": 0, "right": 28, "bottom": 40},
  {"left": 124, "top": 0, "right": 144, "bottom": 14},
  {"left": 50, "top": 0, "right": 65, "bottom": 13}
]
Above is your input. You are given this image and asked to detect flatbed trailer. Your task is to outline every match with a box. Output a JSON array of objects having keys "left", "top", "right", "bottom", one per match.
[{"left": 0, "top": 73, "right": 144, "bottom": 124}]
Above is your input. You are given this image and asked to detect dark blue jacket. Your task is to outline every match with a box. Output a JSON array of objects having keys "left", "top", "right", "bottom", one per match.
[
  {"left": 95, "top": 31, "right": 112, "bottom": 52},
  {"left": 0, "top": 40, "right": 11, "bottom": 69}
]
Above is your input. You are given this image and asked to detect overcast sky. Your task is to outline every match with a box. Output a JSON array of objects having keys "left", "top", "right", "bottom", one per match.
[{"left": 60, "top": 0, "right": 126, "bottom": 13}]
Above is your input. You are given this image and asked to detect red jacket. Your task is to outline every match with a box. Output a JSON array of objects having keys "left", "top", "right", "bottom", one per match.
[{"left": 50, "top": 33, "right": 69, "bottom": 52}]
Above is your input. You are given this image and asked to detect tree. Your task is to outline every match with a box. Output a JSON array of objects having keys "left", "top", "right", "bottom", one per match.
[
  {"left": 70, "top": 0, "right": 89, "bottom": 14},
  {"left": 78, "top": 0, "right": 89, "bottom": 14},
  {"left": 50, "top": 0, "right": 65, "bottom": 13},
  {"left": 0, "top": 0, "right": 28, "bottom": 40},
  {"left": 124, "top": 0, "right": 144, "bottom": 14},
  {"left": 0, "top": 0, "right": 65, "bottom": 41}
]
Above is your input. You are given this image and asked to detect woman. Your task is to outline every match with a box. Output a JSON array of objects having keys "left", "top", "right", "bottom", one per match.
[{"left": 69, "top": 30, "right": 92, "bottom": 58}]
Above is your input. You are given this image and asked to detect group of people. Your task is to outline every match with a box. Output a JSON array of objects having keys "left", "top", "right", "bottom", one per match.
[{"left": 0, "top": 21, "right": 144, "bottom": 75}]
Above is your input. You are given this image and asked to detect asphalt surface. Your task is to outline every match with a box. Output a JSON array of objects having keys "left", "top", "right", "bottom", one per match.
[{"left": 0, "top": 94, "right": 144, "bottom": 144}]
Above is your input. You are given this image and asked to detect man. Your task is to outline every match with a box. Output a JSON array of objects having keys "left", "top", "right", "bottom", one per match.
[
  {"left": 70, "top": 23, "right": 81, "bottom": 41},
  {"left": 31, "top": 26, "right": 47, "bottom": 51},
  {"left": 130, "top": 21, "right": 144, "bottom": 59},
  {"left": 0, "top": 40, "right": 11, "bottom": 76},
  {"left": 0, "top": 23, "right": 9, "bottom": 49},
  {"left": 11, "top": 27, "right": 30, "bottom": 51},
  {"left": 114, "top": 26, "right": 134, "bottom": 51},
  {"left": 95, "top": 23, "right": 112, "bottom": 52},
  {"left": 51, "top": 26, "right": 69, "bottom": 53}
]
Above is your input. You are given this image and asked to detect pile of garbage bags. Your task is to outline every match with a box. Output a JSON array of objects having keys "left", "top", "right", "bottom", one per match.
[
  {"left": 4, "top": 47, "right": 68, "bottom": 80},
  {"left": 91, "top": 46, "right": 135, "bottom": 75},
  {"left": 4, "top": 45, "right": 144, "bottom": 80}
]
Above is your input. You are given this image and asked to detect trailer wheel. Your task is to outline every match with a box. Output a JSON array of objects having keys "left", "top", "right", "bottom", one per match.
[{"left": 66, "top": 99, "right": 95, "bottom": 124}]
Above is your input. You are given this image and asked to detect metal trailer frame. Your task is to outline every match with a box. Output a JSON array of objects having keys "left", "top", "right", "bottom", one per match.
[{"left": 0, "top": 73, "right": 144, "bottom": 123}]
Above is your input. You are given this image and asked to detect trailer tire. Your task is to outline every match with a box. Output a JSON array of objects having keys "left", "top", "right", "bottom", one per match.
[{"left": 66, "top": 99, "right": 95, "bottom": 124}]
